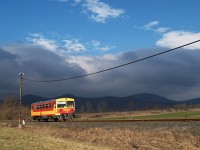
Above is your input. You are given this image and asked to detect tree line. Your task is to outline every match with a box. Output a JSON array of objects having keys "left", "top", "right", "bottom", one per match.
[
  {"left": 0, "top": 94, "right": 30, "bottom": 120},
  {"left": 0, "top": 94, "right": 200, "bottom": 120}
]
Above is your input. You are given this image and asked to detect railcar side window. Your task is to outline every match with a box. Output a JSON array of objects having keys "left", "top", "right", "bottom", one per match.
[{"left": 33, "top": 105, "right": 37, "bottom": 110}]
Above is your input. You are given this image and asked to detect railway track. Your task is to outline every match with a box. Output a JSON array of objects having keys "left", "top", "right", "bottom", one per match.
[
  {"left": 69, "top": 118, "right": 200, "bottom": 122},
  {"left": 1, "top": 118, "right": 200, "bottom": 124}
]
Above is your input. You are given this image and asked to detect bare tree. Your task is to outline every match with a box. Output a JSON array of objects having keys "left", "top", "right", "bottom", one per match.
[
  {"left": 174, "top": 104, "right": 188, "bottom": 111},
  {"left": 127, "top": 101, "right": 133, "bottom": 111},
  {"left": 80, "top": 105, "right": 85, "bottom": 113},
  {"left": 0, "top": 94, "right": 18, "bottom": 120},
  {"left": 85, "top": 101, "right": 93, "bottom": 113},
  {"left": 97, "top": 101, "right": 107, "bottom": 112},
  {"left": 101, "top": 101, "right": 107, "bottom": 112}
]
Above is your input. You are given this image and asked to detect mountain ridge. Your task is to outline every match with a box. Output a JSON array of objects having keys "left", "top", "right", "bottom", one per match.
[{"left": 19, "top": 93, "right": 200, "bottom": 112}]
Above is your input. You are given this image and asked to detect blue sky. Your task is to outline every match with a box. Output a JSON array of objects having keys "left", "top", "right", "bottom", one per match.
[
  {"left": 1, "top": 0, "right": 199, "bottom": 54},
  {"left": 0, "top": 0, "right": 200, "bottom": 100}
]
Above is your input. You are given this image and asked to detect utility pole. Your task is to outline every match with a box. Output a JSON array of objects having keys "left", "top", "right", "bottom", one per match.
[{"left": 19, "top": 72, "right": 24, "bottom": 128}]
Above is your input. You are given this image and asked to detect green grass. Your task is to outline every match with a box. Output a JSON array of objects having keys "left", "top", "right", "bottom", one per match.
[{"left": 95, "top": 110, "right": 200, "bottom": 120}]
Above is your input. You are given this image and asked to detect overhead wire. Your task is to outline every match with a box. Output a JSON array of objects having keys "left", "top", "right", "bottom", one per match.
[{"left": 24, "top": 39, "right": 200, "bottom": 83}]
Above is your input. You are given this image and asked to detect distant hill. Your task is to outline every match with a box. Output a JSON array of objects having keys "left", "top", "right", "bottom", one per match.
[
  {"left": 125, "top": 93, "right": 176, "bottom": 109},
  {"left": 21, "top": 94, "right": 48, "bottom": 106},
  {"left": 21, "top": 93, "right": 200, "bottom": 112},
  {"left": 182, "top": 98, "right": 200, "bottom": 105}
]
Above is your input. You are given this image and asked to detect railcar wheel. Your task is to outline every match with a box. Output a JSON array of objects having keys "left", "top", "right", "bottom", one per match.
[
  {"left": 73, "top": 114, "right": 75, "bottom": 118},
  {"left": 37, "top": 117, "right": 42, "bottom": 122},
  {"left": 68, "top": 115, "right": 73, "bottom": 120}
]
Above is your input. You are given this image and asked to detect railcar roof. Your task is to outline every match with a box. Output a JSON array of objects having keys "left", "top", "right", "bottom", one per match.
[
  {"left": 31, "top": 99, "right": 56, "bottom": 105},
  {"left": 31, "top": 97, "right": 74, "bottom": 105}
]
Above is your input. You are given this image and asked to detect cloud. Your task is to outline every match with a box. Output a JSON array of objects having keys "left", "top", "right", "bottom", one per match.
[
  {"left": 89, "top": 40, "right": 116, "bottom": 51},
  {"left": 156, "top": 31, "right": 200, "bottom": 49},
  {"left": 26, "top": 33, "right": 115, "bottom": 54},
  {"left": 63, "top": 39, "right": 86, "bottom": 52},
  {"left": 67, "top": 48, "right": 200, "bottom": 100},
  {"left": 155, "top": 27, "right": 170, "bottom": 33},
  {"left": 1, "top": 42, "right": 200, "bottom": 100},
  {"left": 73, "top": 0, "right": 82, "bottom": 4},
  {"left": 53, "top": 0, "right": 125, "bottom": 23},
  {"left": 68, "top": 53, "right": 120, "bottom": 74},
  {"left": 0, "top": 44, "right": 86, "bottom": 98},
  {"left": 143, "top": 21, "right": 159, "bottom": 30},
  {"left": 83, "top": 0, "right": 125, "bottom": 23},
  {"left": 140, "top": 21, "right": 170, "bottom": 34},
  {"left": 55, "top": 0, "right": 68, "bottom": 2},
  {"left": 26, "top": 33, "right": 58, "bottom": 52}
]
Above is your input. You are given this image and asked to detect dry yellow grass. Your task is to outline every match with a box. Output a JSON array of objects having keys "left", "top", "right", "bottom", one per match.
[
  {"left": 0, "top": 126, "right": 113, "bottom": 150},
  {"left": 23, "top": 124, "right": 200, "bottom": 150},
  {"left": 1, "top": 122, "right": 200, "bottom": 150}
]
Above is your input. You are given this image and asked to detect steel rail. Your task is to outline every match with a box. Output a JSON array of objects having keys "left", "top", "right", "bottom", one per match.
[
  {"left": 1, "top": 118, "right": 200, "bottom": 123},
  {"left": 68, "top": 118, "right": 200, "bottom": 122}
]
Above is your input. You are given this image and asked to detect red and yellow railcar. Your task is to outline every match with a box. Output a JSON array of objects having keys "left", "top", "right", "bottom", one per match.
[{"left": 31, "top": 98, "right": 75, "bottom": 121}]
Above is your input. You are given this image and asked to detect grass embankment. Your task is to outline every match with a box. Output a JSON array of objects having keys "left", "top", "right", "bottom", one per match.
[
  {"left": 94, "top": 110, "right": 200, "bottom": 120},
  {"left": 1, "top": 122, "right": 200, "bottom": 150},
  {"left": 0, "top": 126, "right": 112, "bottom": 150}
]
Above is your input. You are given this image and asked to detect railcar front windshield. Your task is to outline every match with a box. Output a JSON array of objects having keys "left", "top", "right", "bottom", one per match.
[
  {"left": 67, "top": 101, "right": 74, "bottom": 108},
  {"left": 57, "top": 101, "right": 67, "bottom": 108}
]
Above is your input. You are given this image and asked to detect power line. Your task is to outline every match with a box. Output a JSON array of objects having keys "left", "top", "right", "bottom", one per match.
[{"left": 24, "top": 39, "right": 200, "bottom": 83}]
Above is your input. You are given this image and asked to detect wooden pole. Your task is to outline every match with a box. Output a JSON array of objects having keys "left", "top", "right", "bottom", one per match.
[{"left": 19, "top": 73, "right": 24, "bottom": 128}]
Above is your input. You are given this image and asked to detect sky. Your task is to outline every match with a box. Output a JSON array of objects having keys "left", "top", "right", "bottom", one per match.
[{"left": 0, "top": 0, "right": 200, "bottom": 101}]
